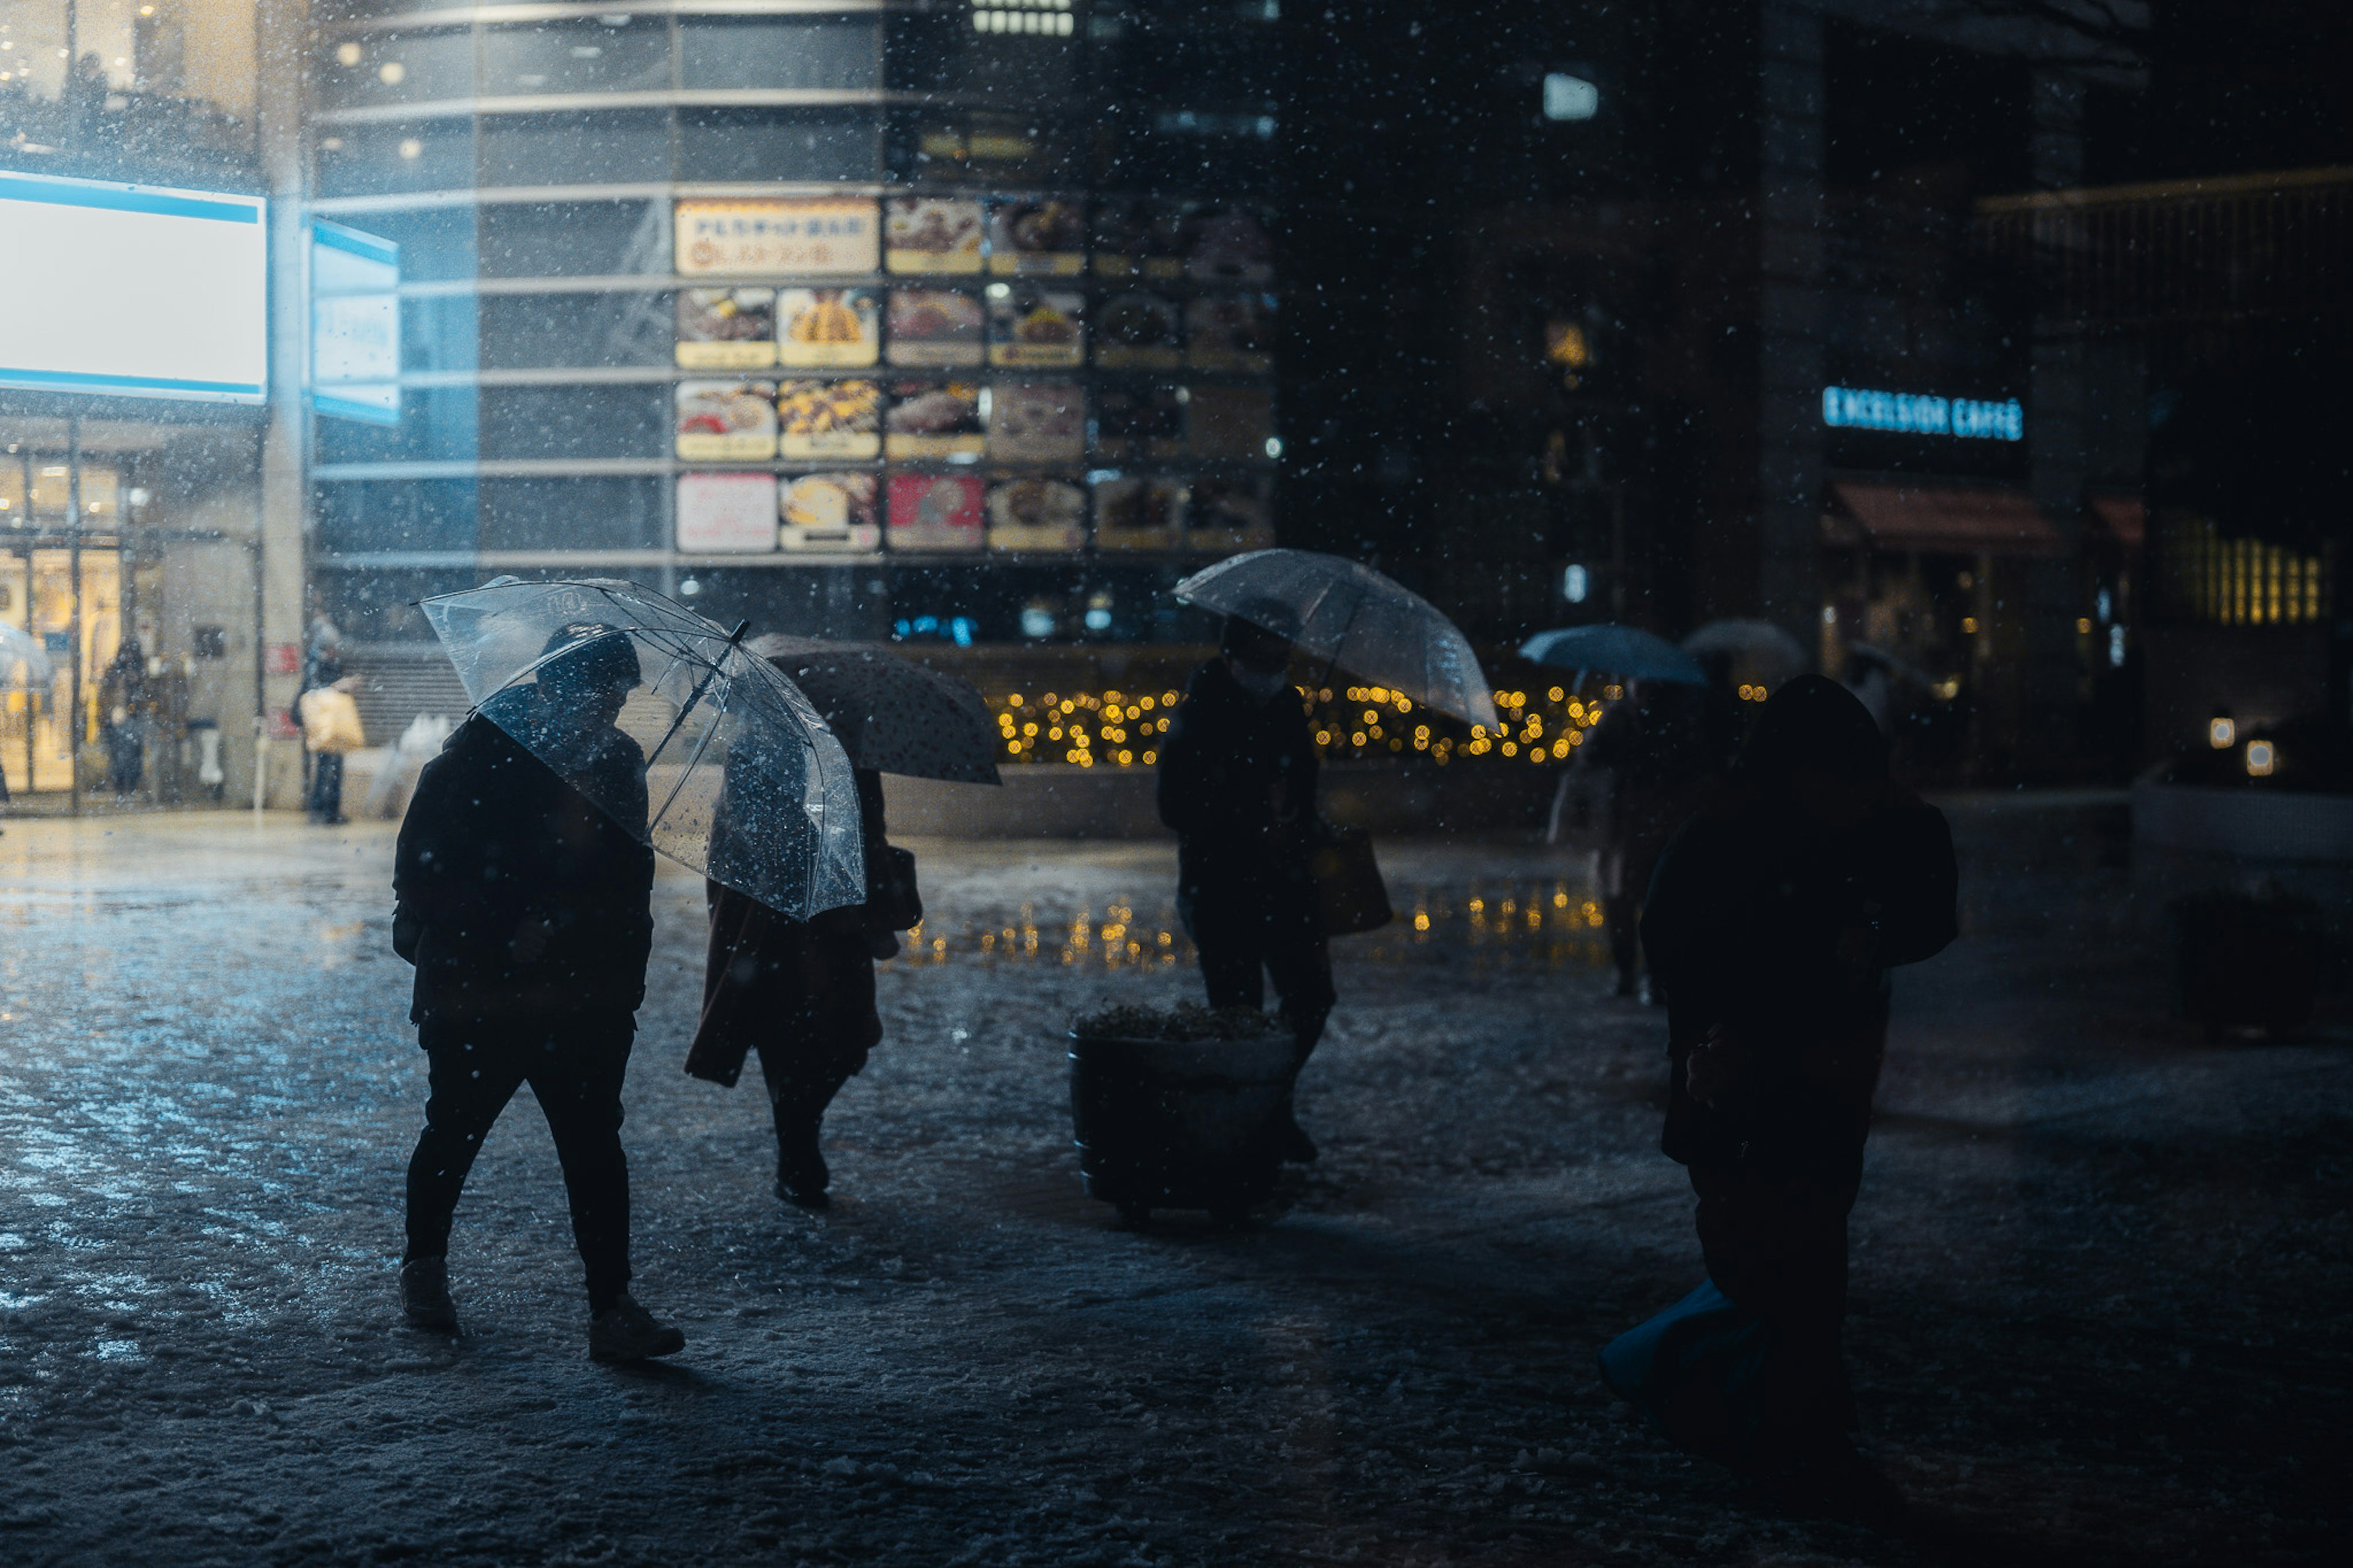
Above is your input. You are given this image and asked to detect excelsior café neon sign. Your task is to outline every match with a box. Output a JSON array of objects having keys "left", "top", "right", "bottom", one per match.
[{"left": 1823, "top": 385, "right": 2023, "bottom": 441}]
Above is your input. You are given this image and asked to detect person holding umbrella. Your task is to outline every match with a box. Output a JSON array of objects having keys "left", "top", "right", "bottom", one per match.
[
  {"left": 1165, "top": 550, "right": 1498, "bottom": 1164},
  {"left": 392, "top": 622, "right": 684, "bottom": 1360},
  {"left": 687, "top": 636, "right": 999, "bottom": 1209}
]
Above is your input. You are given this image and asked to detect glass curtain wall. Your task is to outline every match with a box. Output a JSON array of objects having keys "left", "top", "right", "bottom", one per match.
[{"left": 307, "top": 2, "right": 1282, "bottom": 653}]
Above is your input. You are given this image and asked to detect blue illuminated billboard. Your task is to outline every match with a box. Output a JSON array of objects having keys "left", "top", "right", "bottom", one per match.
[
  {"left": 1823, "top": 385, "right": 2022, "bottom": 441},
  {"left": 309, "top": 221, "right": 401, "bottom": 426},
  {"left": 0, "top": 170, "right": 268, "bottom": 403}
]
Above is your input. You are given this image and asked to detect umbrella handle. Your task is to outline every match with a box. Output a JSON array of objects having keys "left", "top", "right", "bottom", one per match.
[{"left": 1312, "top": 586, "right": 1365, "bottom": 701}]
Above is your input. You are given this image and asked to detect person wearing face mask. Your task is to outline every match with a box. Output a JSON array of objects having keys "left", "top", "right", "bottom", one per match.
[
  {"left": 1157, "top": 604, "right": 1335, "bottom": 1164},
  {"left": 390, "top": 624, "right": 684, "bottom": 1363},
  {"left": 1599, "top": 675, "right": 1955, "bottom": 1520}
]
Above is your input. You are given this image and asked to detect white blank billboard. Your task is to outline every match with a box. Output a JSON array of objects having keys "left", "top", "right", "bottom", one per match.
[{"left": 0, "top": 170, "right": 268, "bottom": 404}]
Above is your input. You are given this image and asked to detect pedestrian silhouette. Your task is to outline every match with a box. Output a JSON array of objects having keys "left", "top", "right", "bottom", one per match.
[
  {"left": 390, "top": 623, "right": 686, "bottom": 1362},
  {"left": 1157, "top": 604, "right": 1335, "bottom": 1163},
  {"left": 1602, "top": 674, "right": 1956, "bottom": 1518}
]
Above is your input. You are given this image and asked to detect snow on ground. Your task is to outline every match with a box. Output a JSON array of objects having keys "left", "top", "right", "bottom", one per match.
[{"left": 0, "top": 801, "right": 2346, "bottom": 1566}]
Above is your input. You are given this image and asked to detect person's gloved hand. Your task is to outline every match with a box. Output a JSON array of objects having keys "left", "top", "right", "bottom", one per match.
[
  {"left": 1683, "top": 1025, "right": 1747, "bottom": 1107},
  {"left": 508, "top": 915, "right": 556, "bottom": 963}
]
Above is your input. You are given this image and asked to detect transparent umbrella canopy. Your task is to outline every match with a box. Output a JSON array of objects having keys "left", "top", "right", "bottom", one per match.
[
  {"left": 420, "top": 577, "right": 865, "bottom": 921},
  {"left": 1173, "top": 548, "right": 1501, "bottom": 732},
  {"left": 0, "top": 623, "right": 54, "bottom": 690}
]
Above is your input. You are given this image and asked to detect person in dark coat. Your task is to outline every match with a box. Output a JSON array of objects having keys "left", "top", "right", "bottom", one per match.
[
  {"left": 390, "top": 623, "right": 684, "bottom": 1363},
  {"left": 1601, "top": 675, "right": 1956, "bottom": 1517},
  {"left": 688, "top": 762, "right": 894, "bottom": 1210},
  {"left": 1157, "top": 607, "right": 1335, "bottom": 1162}
]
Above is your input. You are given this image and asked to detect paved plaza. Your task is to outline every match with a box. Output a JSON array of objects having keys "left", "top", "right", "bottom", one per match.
[{"left": 0, "top": 801, "right": 2346, "bottom": 1566}]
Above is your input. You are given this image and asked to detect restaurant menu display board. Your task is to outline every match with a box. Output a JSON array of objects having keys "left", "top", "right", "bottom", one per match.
[
  {"left": 885, "top": 197, "right": 984, "bottom": 274},
  {"left": 1093, "top": 474, "right": 1189, "bottom": 550},
  {"left": 985, "top": 477, "right": 1087, "bottom": 553},
  {"left": 676, "top": 472, "right": 781, "bottom": 553},
  {"left": 1092, "top": 198, "right": 1186, "bottom": 279},
  {"left": 1186, "top": 385, "right": 1276, "bottom": 461},
  {"left": 675, "top": 199, "right": 879, "bottom": 276},
  {"left": 1185, "top": 474, "right": 1276, "bottom": 550},
  {"left": 987, "top": 382, "right": 1086, "bottom": 463},
  {"left": 776, "top": 289, "right": 879, "bottom": 368},
  {"left": 1186, "top": 205, "right": 1276, "bottom": 285},
  {"left": 1094, "top": 383, "right": 1183, "bottom": 461},
  {"left": 987, "top": 199, "right": 1086, "bottom": 275},
  {"left": 885, "top": 290, "right": 984, "bottom": 366},
  {"left": 780, "top": 473, "right": 881, "bottom": 553},
  {"left": 884, "top": 381, "right": 985, "bottom": 460},
  {"left": 676, "top": 289, "right": 777, "bottom": 368},
  {"left": 1186, "top": 295, "right": 1274, "bottom": 373},
  {"left": 886, "top": 472, "right": 985, "bottom": 552},
  {"left": 1094, "top": 292, "right": 1183, "bottom": 368},
  {"left": 675, "top": 380, "right": 777, "bottom": 460},
  {"left": 776, "top": 379, "right": 882, "bottom": 459},
  {"left": 987, "top": 286, "right": 1085, "bottom": 368}
]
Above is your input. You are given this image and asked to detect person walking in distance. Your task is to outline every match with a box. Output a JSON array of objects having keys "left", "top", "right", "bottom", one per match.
[
  {"left": 390, "top": 624, "right": 685, "bottom": 1362},
  {"left": 1157, "top": 605, "right": 1335, "bottom": 1163}
]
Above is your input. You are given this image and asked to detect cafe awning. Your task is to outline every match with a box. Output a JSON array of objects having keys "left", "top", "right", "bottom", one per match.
[
  {"left": 2087, "top": 493, "right": 2145, "bottom": 548},
  {"left": 1822, "top": 481, "right": 2066, "bottom": 557}
]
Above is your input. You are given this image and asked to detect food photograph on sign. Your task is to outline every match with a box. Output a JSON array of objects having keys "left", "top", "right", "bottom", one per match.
[
  {"left": 1092, "top": 474, "right": 1188, "bottom": 550},
  {"left": 675, "top": 380, "right": 779, "bottom": 460},
  {"left": 985, "top": 286, "right": 1085, "bottom": 368},
  {"left": 884, "top": 197, "right": 984, "bottom": 275},
  {"left": 779, "top": 472, "right": 881, "bottom": 553},
  {"left": 885, "top": 472, "right": 985, "bottom": 552},
  {"left": 1185, "top": 294, "right": 1276, "bottom": 373},
  {"left": 676, "top": 472, "right": 781, "bottom": 553},
  {"left": 1186, "top": 204, "right": 1276, "bottom": 285},
  {"left": 1093, "top": 382, "right": 1184, "bottom": 461},
  {"left": 675, "top": 199, "right": 880, "bottom": 276},
  {"left": 1091, "top": 198, "right": 1188, "bottom": 279},
  {"left": 675, "top": 288, "right": 778, "bottom": 369},
  {"left": 1094, "top": 292, "right": 1183, "bottom": 369},
  {"left": 986, "top": 198, "right": 1086, "bottom": 275},
  {"left": 1185, "top": 385, "right": 1277, "bottom": 461},
  {"left": 984, "top": 476, "right": 1087, "bottom": 553},
  {"left": 1184, "top": 473, "right": 1276, "bottom": 550},
  {"left": 987, "top": 382, "right": 1086, "bottom": 463},
  {"left": 884, "top": 381, "right": 987, "bottom": 460},
  {"left": 884, "top": 289, "right": 985, "bottom": 366},
  {"left": 776, "top": 379, "right": 882, "bottom": 460},
  {"left": 776, "top": 288, "right": 880, "bottom": 368}
]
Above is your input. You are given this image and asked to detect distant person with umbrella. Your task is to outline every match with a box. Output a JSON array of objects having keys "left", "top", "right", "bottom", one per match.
[
  {"left": 1601, "top": 676, "right": 1955, "bottom": 1517},
  {"left": 1166, "top": 551, "right": 1500, "bottom": 1164},
  {"left": 391, "top": 623, "right": 684, "bottom": 1361},
  {"left": 688, "top": 637, "right": 998, "bottom": 1208},
  {"left": 1158, "top": 602, "right": 1333, "bottom": 1163}
]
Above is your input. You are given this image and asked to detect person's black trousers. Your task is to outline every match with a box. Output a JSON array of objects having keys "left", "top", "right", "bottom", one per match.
[
  {"left": 404, "top": 1015, "right": 635, "bottom": 1311},
  {"left": 309, "top": 752, "right": 345, "bottom": 823},
  {"left": 1186, "top": 873, "right": 1336, "bottom": 1056}
]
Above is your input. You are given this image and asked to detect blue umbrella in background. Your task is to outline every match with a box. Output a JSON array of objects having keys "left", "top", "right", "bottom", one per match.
[{"left": 1520, "top": 624, "right": 1708, "bottom": 687}]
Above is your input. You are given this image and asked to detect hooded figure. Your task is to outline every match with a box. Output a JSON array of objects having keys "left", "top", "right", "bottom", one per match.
[
  {"left": 1156, "top": 604, "right": 1336, "bottom": 1164},
  {"left": 390, "top": 624, "right": 684, "bottom": 1363},
  {"left": 1601, "top": 675, "right": 1956, "bottom": 1516}
]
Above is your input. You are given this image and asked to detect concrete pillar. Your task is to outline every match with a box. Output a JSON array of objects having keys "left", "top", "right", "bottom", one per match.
[
  {"left": 1755, "top": 1, "right": 1826, "bottom": 658},
  {"left": 2023, "top": 66, "right": 2089, "bottom": 774},
  {"left": 254, "top": 0, "right": 310, "bottom": 808}
]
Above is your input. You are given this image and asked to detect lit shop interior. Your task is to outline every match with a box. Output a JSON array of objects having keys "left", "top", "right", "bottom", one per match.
[{"left": 306, "top": 6, "right": 1289, "bottom": 744}]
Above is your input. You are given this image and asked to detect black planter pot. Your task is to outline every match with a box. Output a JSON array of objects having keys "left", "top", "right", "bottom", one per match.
[{"left": 1067, "top": 1030, "right": 1294, "bottom": 1223}]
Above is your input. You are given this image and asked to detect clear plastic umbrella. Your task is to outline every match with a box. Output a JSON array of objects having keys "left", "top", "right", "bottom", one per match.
[
  {"left": 420, "top": 578, "right": 865, "bottom": 920},
  {"left": 748, "top": 635, "right": 1001, "bottom": 785},
  {"left": 1, "top": 623, "right": 54, "bottom": 689},
  {"left": 1682, "top": 618, "right": 1809, "bottom": 686},
  {"left": 1173, "top": 548, "right": 1500, "bottom": 732}
]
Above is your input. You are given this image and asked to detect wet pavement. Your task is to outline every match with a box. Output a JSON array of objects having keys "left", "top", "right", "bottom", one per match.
[{"left": 0, "top": 800, "right": 2346, "bottom": 1566}]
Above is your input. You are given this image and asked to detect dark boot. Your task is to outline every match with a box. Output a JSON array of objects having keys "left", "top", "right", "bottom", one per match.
[{"left": 770, "top": 1077, "right": 843, "bottom": 1209}]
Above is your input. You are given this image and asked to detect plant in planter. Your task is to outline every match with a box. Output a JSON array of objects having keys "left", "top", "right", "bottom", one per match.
[{"left": 1067, "top": 1002, "right": 1295, "bottom": 1225}]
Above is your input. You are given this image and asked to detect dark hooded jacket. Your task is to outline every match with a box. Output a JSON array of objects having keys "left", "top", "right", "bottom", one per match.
[
  {"left": 1640, "top": 676, "right": 1957, "bottom": 1176},
  {"left": 392, "top": 710, "right": 656, "bottom": 1025},
  {"left": 1156, "top": 657, "right": 1319, "bottom": 902}
]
